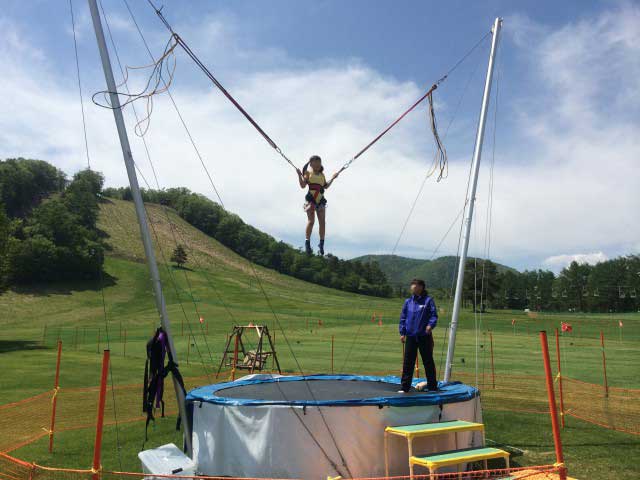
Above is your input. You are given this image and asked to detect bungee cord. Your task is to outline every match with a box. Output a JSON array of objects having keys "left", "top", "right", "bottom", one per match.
[{"left": 142, "top": 0, "right": 491, "bottom": 179}]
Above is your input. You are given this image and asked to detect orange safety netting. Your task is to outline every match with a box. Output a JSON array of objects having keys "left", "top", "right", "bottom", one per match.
[
  {"left": 0, "top": 452, "right": 567, "bottom": 480},
  {"left": 1, "top": 370, "right": 638, "bottom": 458}
]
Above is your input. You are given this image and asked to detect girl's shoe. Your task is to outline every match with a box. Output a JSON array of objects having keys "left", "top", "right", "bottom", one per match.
[
  {"left": 305, "top": 239, "right": 313, "bottom": 255},
  {"left": 318, "top": 240, "right": 325, "bottom": 256}
]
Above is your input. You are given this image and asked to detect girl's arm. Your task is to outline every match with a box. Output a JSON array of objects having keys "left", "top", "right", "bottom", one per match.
[
  {"left": 324, "top": 172, "right": 340, "bottom": 189},
  {"left": 296, "top": 169, "right": 307, "bottom": 189}
]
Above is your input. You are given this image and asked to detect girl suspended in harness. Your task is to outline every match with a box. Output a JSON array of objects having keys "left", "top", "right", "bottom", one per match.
[{"left": 296, "top": 155, "right": 339, "bottom": 255}]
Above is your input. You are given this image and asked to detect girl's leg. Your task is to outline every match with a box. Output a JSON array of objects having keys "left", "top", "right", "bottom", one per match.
[
  {"left": 317, "top": 207, "right": 326, "bottom": 240},
  {"left": 305, "top": 206, "right": 315, "bottom": 254},
  {"left": 305, "top": 207, "right": 316, "bottom": 239},
  {"left": 316, "top": 207, "right": 326, "bottom": 255}
]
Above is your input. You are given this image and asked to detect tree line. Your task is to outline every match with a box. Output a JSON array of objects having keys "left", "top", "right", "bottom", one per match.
[
  {"left": 0, "top": 158, "right": 105, "bottom": 287},
  {"left": 462, "top": 256, "right": 640, "bottom": 313},
  {"left": 102, "top": 186, "right": 393, "bottom": 297}
]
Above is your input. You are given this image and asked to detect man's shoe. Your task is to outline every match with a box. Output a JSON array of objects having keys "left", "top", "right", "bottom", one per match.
[{"left": 305, "top": 240, "right": 313, "bottom": 255}]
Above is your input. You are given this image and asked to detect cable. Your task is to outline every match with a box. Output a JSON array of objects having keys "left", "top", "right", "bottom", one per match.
[
  {"left": 70, "top": 0, "right": 122, "bottom": 467},
  {"left": 121, "top": 0, "right": 224, "bottom": 208},
  {"left": 69, "top": 0, "right": 91, "bottom": 169}
]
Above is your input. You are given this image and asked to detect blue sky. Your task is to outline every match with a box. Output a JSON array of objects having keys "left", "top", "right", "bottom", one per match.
[{"left": 1, "top": 0, "right": 638, "bottom": 271}]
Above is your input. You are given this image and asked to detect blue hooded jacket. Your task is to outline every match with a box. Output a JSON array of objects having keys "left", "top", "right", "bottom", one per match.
[{"left": 399, "top": 294, "right": 438, "bottom": 337}]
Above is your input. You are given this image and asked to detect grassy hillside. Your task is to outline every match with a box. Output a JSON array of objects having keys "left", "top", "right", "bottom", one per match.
[
  {"left": 355, "top": 254, "right": 517, "bottom": 289},
  {"left": 0, "top": 199, "right": 638, "bottom": 478}
]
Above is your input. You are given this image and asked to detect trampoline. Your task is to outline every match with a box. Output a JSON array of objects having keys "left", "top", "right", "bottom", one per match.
[{"left": 187, "top": 375, "right": 482, "bottom": 479}]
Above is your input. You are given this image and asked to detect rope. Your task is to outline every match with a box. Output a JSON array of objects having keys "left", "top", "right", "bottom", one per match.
[
  {"left": 91, "top": 34, "right": 179, "bottom": 137},
  {"left": 338, "top": 30, "right": 491, "bottom": 175},
  {"left": 426, "top": 93, "right": 447, "bottom": 181}
]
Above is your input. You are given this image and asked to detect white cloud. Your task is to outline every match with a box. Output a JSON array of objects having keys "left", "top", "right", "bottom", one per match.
[
  {"left": 542, "top": 251, "right": 609, "bottom": 272},
  {"left": 0, "top": 4, "right": 638, "bottom": 270}
]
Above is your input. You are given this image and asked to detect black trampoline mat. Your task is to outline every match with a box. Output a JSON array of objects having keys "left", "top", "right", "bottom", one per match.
[{"left": 216, "top": 379, "right": 402, "bottom": 401}]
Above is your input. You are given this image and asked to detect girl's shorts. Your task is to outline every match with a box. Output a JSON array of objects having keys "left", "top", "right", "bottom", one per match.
[{"left": 304, "top": 200, "right": 327, "bottom": 212}]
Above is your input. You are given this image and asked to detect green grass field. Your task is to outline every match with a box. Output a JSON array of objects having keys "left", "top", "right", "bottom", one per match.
[{"left": 1, "top": 199, "right": 638, "bottom": 478}]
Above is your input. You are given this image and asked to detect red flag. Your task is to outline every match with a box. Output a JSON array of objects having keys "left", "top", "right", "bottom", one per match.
[
  {"left": 561, "top": 322, "right": 573, "bottom": 332},
  {"left": 378, "top": 317, "right": 383, "bottom": 326},
  {"left": 511, "top": 318, "right": 516, "bottom": 326},
  {"left": 199, "top": 316, "right": 204, "bottom": 324},
  {"left": 371, "top": 314, "right": 376, "bottom": 323},
  {"left": 619, "top": 320, "right": 624, "bottom": 328}
]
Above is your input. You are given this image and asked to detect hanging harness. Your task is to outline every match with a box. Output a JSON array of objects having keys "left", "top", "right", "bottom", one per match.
[
  {"left": 304, "top": 168, "right": 327, "bottom": 209},
  {"left": 143, "top": 327, "right": 187, "bottom": 443}
]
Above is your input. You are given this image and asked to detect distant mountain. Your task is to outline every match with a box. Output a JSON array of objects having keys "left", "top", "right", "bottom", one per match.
[{"left": 353, "top": 254, "right": 517, "bottom": 290}]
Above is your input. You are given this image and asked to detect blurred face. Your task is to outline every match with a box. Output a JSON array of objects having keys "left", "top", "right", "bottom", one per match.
[
  {"left": 410, "top": 283, "right": 424, "bottom": 296},
  {"left": 310, "top": 158, "right": 322, "bottom": 172}
]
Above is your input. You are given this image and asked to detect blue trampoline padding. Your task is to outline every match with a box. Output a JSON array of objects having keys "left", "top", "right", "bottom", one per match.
[{"left": 186, "top": 374, "right": 479, "bottom": 407}]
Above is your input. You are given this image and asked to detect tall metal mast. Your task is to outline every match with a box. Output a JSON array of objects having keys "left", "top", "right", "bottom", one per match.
[
  {"left": 444, "top": 17, "right": 502, "bottom": 383},
  {"left": 87, "top": 0, "right": 192, "bottom": 454}
]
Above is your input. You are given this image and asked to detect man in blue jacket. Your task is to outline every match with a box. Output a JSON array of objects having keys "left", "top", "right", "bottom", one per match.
[{"left": 398, "top": 278, "right": 438, "bottom": 392}]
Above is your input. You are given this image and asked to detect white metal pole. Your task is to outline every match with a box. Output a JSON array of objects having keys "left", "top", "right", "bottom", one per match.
[
  {"left": 87, "top": 0, "right": 192, "bottom": 454},
  {"left": 444, "top": 17, "right": 502, "bottom": 383}
]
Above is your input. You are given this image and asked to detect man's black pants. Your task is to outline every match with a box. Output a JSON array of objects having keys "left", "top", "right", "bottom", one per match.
[{"left": 401, "top": 334, "right": 437, "bottom": 391}]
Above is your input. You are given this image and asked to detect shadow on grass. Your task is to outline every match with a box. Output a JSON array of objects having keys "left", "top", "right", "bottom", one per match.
[
  {"left": 172, "top": 265, "right": 194, "bottom": 272},
  {"left": 0, "top": 340, "right": 46, "bottom": 354},
  {"left": 10, "top": 271, "right": 118, "bottom": 296}
]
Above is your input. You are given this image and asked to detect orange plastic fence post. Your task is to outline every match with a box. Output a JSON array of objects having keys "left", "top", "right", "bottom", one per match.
[
  {"left": 48, "top": 340, "right": 62, "bottom": 453},
  {"left": 92, "top": 350, "right": 110, "bottom": 480},
  {"left": 539, "top": 331, "right": 567, "bottom": 480},
  {"left": 232, "top": 333, "right": 239, "bottom": 381},
  {"left": 331, "top": 335, "right": 335, "bottom": 374},
  {"left": 600, "top": 331, "right": 609, "bottom": 397},
  {"left": 489, "top": 331, "right": 496, "bottom": 389},
  {"left": 555, "top": 328, "right": 565, "bottom": 428}
]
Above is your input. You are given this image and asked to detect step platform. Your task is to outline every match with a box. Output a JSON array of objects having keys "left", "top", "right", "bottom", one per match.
[
  {"left": 410, "top": 446, "right": 510, "bottom": 477},
  {"left": 384, "top": 420, "right": 486, "bottom": 476}
]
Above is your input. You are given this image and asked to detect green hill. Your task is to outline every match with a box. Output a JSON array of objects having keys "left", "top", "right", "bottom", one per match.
[{"left": 354, "top": 254, "right": 517, "bottom": 290}]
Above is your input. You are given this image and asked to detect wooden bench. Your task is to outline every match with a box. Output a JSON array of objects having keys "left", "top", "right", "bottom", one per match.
[
  {"left": 410, "top": 446, "right": 510, "bottom": 478},
  {"left": 384, "top": 420, "right": 485, "bottom": 477}
]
